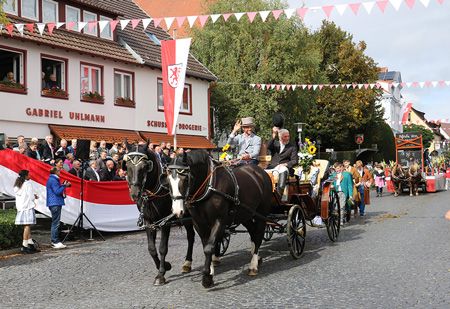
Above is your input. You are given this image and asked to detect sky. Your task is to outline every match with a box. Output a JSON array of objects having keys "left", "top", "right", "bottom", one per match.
[{"left": 287, "top": 0, "right": 450, "bottom": 121}]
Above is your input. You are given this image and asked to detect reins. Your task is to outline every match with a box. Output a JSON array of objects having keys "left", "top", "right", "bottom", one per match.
[{"left": 186, "top": 165, "right": 220, "bottom": 204}]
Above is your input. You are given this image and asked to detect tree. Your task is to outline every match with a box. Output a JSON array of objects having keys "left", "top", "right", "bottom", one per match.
[
  {"left": 0, "top": 1, "right": 8, "bottom": 25},
  {"left": 403, "top": 124, "right": 435, "bottom": 148}
]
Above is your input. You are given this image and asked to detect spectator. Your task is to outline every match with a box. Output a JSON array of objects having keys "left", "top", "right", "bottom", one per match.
[
  {"left": 330, "top": 162, "right": 353, "bottom": 226},
  {"left": 13, "top": 135, "right": 27, "bottom": 150},
  {"left": 97, "top": 140, "right": 108, "bottom": 156},
  {"left": 54, "top": 158, "right": 64, "bottom": 171},
  {"left": 101, "top": 160, "right": 116, "bottom": 181},
  {"left": 373, "top": 164, "right": 386, "bottom": 197},
  {"left": 17, "top": 144, "right": 27, "bottom": 155},
  {"left": 45, "top": 73, "right": 59, "bottom": 89},
  {"left": 46, "top": 167, "right": 70, "bottom": 249},
  {"left": 166, "top": 142, "right": 172, "bottom": 151},
  {"left": 68, "top": 160, "right": 82, "bottom": 178},
  {"left": 55, "top": 139, "right": 69, "bottom": 160},
  {"left": 109, "top": 142, "right": 119, "bottom": 157},
  {"left": 3, "top": 71, "right": 16, "bottom": 83},
  {"left": 14, "top": 170, "right": 39, "bottom": 254},
  {"left": 162, "top": 148, "right": 171, "bottom": 165},
  {"left": 160, "top": 142, "right": 167, "bottom": 150},
  {"left": 63, "top": 153, "right": 75, "bottom": 171},
  {"left": 42, "top": 135, "right": 55, "bottom": 165},
  {"left": 355, "top": 160, "right": 374, "bottom": 216},
  {"left": 89, "top": 141, "right": 99, "bottom": 160},
  {"left": 84, "top": 160, "right": 101, "bottom": 181},
  {"left": 148, "top": 143, "right": 155, "bottom": 151},
  {"left": 96, "top": 150, "right": 108, "bottom": 170},
  {"left": 117, "top": 145, "right": 126, "bottom": 161},
  {"left": 67, "top": 139, "right": 77, "bottom": 156},
  {"left": 25, "top": 141, "right": 41, "bottom": 160},
  {"left": 114, "top": 168, "right": 127, "bottom": 181},
  {"left": 111, "top": 153, "right": 120, "bottom": 167}
]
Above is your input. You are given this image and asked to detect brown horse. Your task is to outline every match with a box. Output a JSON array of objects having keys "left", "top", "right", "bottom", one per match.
[
  {"left": 390, "top": 163, "right": 407, "bottom": 197},
  {"left": 406, "top": 163, "right": 422, "bottom": 196}
]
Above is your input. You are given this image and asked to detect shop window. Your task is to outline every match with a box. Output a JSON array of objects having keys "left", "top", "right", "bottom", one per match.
[
  {"left": 83, "top": 11, "right": 97, "bottom": 36},
  {"left": 42, "top": 0, "right": 58, "bottom": 23},
  {"left": 114, "top": 70, "right": 135, "bottom": 107},
  {"left": 0, "top": 47, "right": 26, "bottom": 94},
  {"left": 41, "top": 56, "right": 68, "bottom": 99},
  {"left": 80, "top": 63, "right": 103, "bottom": 103},
  {"left": 3, "top": 0, "right": 18, "bottom": 15},
  {"left": 157, "top": 78, "right": 192, "bottom": 114},
  {"left": 21, "top": 0, "right": 39, "bottom": 20}
]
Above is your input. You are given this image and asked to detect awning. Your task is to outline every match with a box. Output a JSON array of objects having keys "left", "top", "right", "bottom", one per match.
[
  {"left": 49, "top": 125, "right": 143, "bottom": 144},
  {"left": 139, "top": 131, "right": 216, "bottom": 149}
]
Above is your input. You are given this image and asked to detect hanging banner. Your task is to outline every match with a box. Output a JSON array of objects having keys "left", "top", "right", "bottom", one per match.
[
  {"left": 161, "top": 38, "right": 191, "bottom": 135},
  {"left": 400, "top": 102, "right": 413, "bottom": 124}
]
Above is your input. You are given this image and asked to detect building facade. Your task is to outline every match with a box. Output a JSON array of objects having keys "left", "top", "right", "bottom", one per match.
[
  {"left": 377, "top": 69, "right": 403, "bottom": 134},
  {"left": 0, "top": 0, "right": 216, "bottom": 148}
]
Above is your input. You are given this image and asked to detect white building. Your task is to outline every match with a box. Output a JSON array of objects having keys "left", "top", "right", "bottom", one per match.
[
  {"left": 377, "top": 69, "right": 403, "bottom": 134},
  {"left": 0, "top": 0, "right": 216, "bottom": 148}
]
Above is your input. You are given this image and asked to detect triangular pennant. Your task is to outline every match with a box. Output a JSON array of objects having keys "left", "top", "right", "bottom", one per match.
[
  {"left": 308, "top": 85, "right": 313, "bottom": 90},
  {"left": 419, "top": 0, "right": 430, "bottom": 7},
  {"left": 281, "top": 85, "right": 286, "bottom": 90},
  {"left": 110, "top": 20, "right": 119, "bottom": 32},
  {"left": 369, "top": 84, "right": 375, "bottom": 89},
  {"left": 346, "top": 84, "right": 352, "bottom": 89},
  {"left": 318, "top": 84, "right": 324, "bottom": 90},
  {"left": 286, "top": 85, "right": 292, "bottom": 91},
  {"left": 37, "top": 23, "right": 46, "bottom": 35},
  {"left": 438, "top": 80, "right": 446, "bottom": 87},
  {"left": 88, "top": 21, "right": 97, "bottom": 32},
  {"left": 284, "top": 8, "right": 296, "bottom": 19},
  {"left": 222, "top": 13, "right": 232, "bottom": 21},
  {"left": 431, "top": 81, "right": 438, "bottom": 87},
  {"left": 65, "top": 21, "right": 75, "bottom": 31},
  {"left": 424, "top": 81, "right": 432, "bottom": 87},
  {"left": 392, "top": 82, "right": 399, "bottom": 88},
  {"left": 234, "top": 12, "right": 245, "bottom": 21},
  {"left": 322, "top": 5, "right": 334, "bottom": 19},
  {"left": 259, "top": 11, "right": 271, "bottom": 22},
  {"left": 335, "top": 4, "right": 347, "bottom": 16},
  {"left": 56, "top": 22, "right": 65, "bottom": 29},
  {"left": 142, "top": 18, "right": 152, "bottom": 30},
  {"left": 296, "top": 8, "right": 308, "bottom": 19},
  {"left": 312, "top": 85, "right": 318, "bottom": 90},
  {"left": 131, "top": 19, "right": 141, "bottom": 29},
  {"left": 5, "top": 24, "right": 14, "bottom": 36},
  {"left": 364, "top": 84, "right": 370, "bottom": 89},
  {"left": 272, "top": 10, "right": 283, "bottom": 20},
  {"left": 349, "top": 3, "right": 361, "bottom": 14},
  {"left": 261, "top": 84, "right": 266, "bottom": 90},
  {"left": 358, "top": 84, "right": 364, "bottom": 89},
  {"left": 405, "top": 0, "right": 416, "bottom": 8},
  {"left": 389, "top": 0, "right": 403, "bottom": 11},
  {"left": 98, "top": 20, "right": 109, "bottom": 33},
  {"left": 77, "top": 21, "right": 87, "bottom": 32},
  {"left": 15, "top": 24, "right": 24, "bottom": 36},
  {"left": 275, "top": 85, "right": 281, "bottom": 91},
  {"left": 25, "top": 23, "right": 34, "bottom": 33},
  {"left": 376, "top": 0, "right": 389, "bottom": 13},
  {"left": 418, "top": 82, "right": 425, "bottom": 88},
  {"left": 437, "top": 0, "right": 444, "bottom": 4},
  {"left": 211, "top": 14, "right": 221, "bottom": 23},
  {"left": 302, "top": 85, "right": 307, "bottom": 89},
  {"left": 249, "top": 83, "right": 256, "bottom": 88},
  {"left": 406, "top": 82, "right": 413, "bottom": 88},
  {"left": 443, "top": 80, "right": 450, "bottom": 86},
  {"left": 153, "top": 18, "right": 163, "bottom": 28},
  {"left": 362, "top": 1, "right": 376, "bottom": 13},
  {"left": 120, "top": 19, "right": 130, "bottom": 30},
  {"left": 198, "top": 15, "right": 209, "bottom": 27},
  {"left": 176, "top": 16, "right": 186, "bottom": 28},
  {"left": 270, "top": 84, "right": 276, "bottom": 90},
  {"left": 187, "top": 16, "right": 198, "bottom": 28},
  {"left": 412, "top": 81, "right": 420, "bottom": 87},
  {"left": 292, "top": 85, "right": 297, "bottom": 90},
  {"left": 164, "top": 17, "right": 175, "bottom": 29},
  {"left": 400, "top": 82, "right": 406, "bottom": 87},
  {"left": 47, "top": 23, "right": 56, "bottom": 35},
  {"left": 247, "top": 12, "right": 257, "bottom": 23}
]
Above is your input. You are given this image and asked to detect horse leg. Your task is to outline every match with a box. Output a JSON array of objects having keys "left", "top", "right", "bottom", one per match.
[
  {"left": 242, "top": 219, "right": 265, "bottom": 276},
  {"left": 145, "top": 228, "right": 161, "bottom": 270},
  {"left": 181, "top": 222, "right": 195, "bottom": 273},
  {"left": 201, "top": 219, "right": 221, "bottom": 289},
  {"left": 154, "top": 226, "right": 172, "bottom": 286},
  {"left": 409, "top": 180, "right": 413, "bottom": 196}
]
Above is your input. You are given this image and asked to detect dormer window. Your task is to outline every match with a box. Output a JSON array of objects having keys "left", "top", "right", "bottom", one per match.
[
  {"left": 42, "top": 0, "right": 58, "bottom": 23},
  {"left": 3, "top": 0, "right": 18, "bottom": 15},
  {"left": 22, "top": 0, "right": 39, "bottom": 20},
  {"left": 66, "top": 5, "right": 80, "bottom": 31},
  {"left": 83, "top": 11, "right": 97, "bottom": 36},
  {"left": 100, "top": 16, "right": 113, "bottom": 40}
]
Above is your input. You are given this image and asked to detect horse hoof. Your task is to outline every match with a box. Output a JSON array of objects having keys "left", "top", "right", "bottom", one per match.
[
  {"left": 153, "top": 276, "right": 166, "bottom": 286},
  {"left": 202, "top": 274, "right": 214, "bottom": 288},
  {"left": 410, "top": 194, "right": 413, "bottom": 197},
  {"left": 212, "top": 260, "right": 221, "bottom": 267},
  {"left": 164, "top": 262, "right": 172, "bottom": 271},
  {"left": 416, "top": 193, "right": 419, "bottom": 196},
  {"left": 248, "top": 269, "right": 258, "bottom": 276},
  {"left": 181, "top": 265, "right": 192, "bottom": 273}
]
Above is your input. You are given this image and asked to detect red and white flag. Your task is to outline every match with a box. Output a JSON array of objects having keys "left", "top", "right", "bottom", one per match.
[
  {"left": 161, "top": 38, "right": 191, "bottom": 135},
  {"left": 400, "top": 102, "right": 413, "bottom": 124}
]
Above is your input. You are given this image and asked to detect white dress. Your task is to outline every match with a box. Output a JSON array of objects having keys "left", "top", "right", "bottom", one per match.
[{"left": 14, "top": 181, "right": 36, "bottom": 225}]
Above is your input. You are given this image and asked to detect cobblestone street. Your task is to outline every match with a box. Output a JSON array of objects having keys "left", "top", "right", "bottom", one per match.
[{"left": 1, "top": 190, "right": 449, "bottom": 308}]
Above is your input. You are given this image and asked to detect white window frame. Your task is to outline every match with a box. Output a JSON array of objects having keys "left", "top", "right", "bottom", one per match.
[
  {"left": 80, "top": 64, "right": 102, "bottom": 95},
  {"left": 21, "top": 0, "right": 39, "bottom": 20},
  {"left": 0, "top": 47, "right": 25, "bottom": 84},
  {"left": 42, "top": 0, "right": 59, "bottom": 23},
  {"left": 114, "top": 70, "right": 134, "bottom": 100},
  {"left": 83, "top": 11, "right": 97, "bottom": 36},
  {"left": 42, "top": 56, "right": 66, "bottom": 90},
  {"left": 3, "top": 0, "right": 18, "bottom": 15},
  {"left": 65, "top": 5, "right": 81, "bottom": 32},
  {"left": 157, "top": 78, "right": 192, "bottom": 114},
  {"left": 99, "top": 15, "right": 113, "bottom": 40}
]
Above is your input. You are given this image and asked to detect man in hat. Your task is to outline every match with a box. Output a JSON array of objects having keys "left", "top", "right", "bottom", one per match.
[{"left": 227, "top": 117, "right": 261, "bottom": 165}]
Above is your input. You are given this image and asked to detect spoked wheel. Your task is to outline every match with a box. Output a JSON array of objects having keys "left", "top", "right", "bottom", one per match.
[
  {"left": 286, "top": 204, "right": 306, "bottom": 259},
  {"left": 326, "top": 190, "right": 341, "bottom": 242},
  {"left": 263, "top": 223, "right": 275, "bottom": 241},
  {"left": 217, "top": 230, "right": 231, "bottom": 257}
]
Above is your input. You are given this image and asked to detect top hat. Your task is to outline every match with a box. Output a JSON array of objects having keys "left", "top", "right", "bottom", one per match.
[
  {"left": 272, "top": 112, "right": 285, "bottom": 128},
  {"left": 241, "top": 117, "right": 255, "bottom": 127}
]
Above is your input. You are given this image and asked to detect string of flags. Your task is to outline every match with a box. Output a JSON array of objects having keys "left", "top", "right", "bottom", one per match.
[{"left": 0, "top": 0, "right": 447, "bottom": 37}]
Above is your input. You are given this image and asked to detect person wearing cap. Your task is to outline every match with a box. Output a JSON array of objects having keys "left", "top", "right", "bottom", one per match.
[{"left": 227, "top": 117, "right": 261, "bottom": 165}]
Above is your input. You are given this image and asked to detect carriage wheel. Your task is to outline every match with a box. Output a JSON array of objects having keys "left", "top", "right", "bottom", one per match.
[
  {"left": 326, "top": 190, "right": 341, "bottom": 242},
  {"left": 263, "top": 223, "right": 275, "bottom": 241},
  {"left": 217, "top": 230, "right": 231, "bottom": 257},
  {"left": 286, "top": 204, "right": 306, "bottom": 259}
]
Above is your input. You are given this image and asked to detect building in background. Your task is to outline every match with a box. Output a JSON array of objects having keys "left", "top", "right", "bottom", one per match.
[
  {"left": 406, "top": 108, "right": 446, "bottom": 154},
  {"left": 377, "top": 68, "right": 404, "bottom": 134}
]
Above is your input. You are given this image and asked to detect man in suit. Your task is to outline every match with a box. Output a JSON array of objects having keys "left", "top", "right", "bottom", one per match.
[
  {"left": 68, "top": 160, "right": 82, "bottom": 178},
  {"left": 84, "top": 160, "right": 101, "bottom": 181},
  {"left": 42, "top": 135, "right": 55, "bottom": 165},
  {"left": 25, "top": 141, "right": 41, "bottom": 160},
  {"left": 227, "top": 117, "right": 261, "bottom": 165},
  {"left": 100, "top": 160, "right": 116, "bottom": 181},
  {"left": 266, "top": 127, "right": 298, "bottom": 197}
]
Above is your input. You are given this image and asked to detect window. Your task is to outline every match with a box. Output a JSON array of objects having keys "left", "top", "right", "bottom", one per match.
[
  {"left": 41, "top": 55, "right": 67, "bottom": 98},
  {"left": 83, "top": 11, "right": 97, "bottom": 36},
  {"left": 0, "top": 47, "right": 26, "bottom": 92},
  {"left": 114, "top": 70, "right": 134, "bottom": 107},
  {"left": 66, "top": 6, "right": 80, "bottom": 31},
  {"left": 22, "top": 0, "right": 39, "bottom": 20},
  {"left": 80, "top": 63, "right": 103, "bottom": 101},
  {"left": 42, "top": 0, "right": 58, "bottom": 23},
  {"left": 157, "top": 78, "right": 192, "bottom": 114},
  {"left": 100, "top": 16, "right": 113, "bottom": 40},
  {"left": 3, "top": 0, "right": 18, "bottom": 15}
]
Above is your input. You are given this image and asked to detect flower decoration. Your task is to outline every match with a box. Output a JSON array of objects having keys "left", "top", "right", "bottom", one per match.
[
  {"left": 297, "top": 138, "right": 317, "bottom": 174},
  {"left": 308, "top": 145, "right": 317, "bottom": 155},
  {"left": 219, "top": 143, "right": 232, "bottom": 161}
]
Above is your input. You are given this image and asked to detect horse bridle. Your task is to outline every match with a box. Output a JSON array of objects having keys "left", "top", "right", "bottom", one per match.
[
  {"left": 124, "top": 152, "right": 152, "bottom": 195},
  {"left": 167, "top": 165, "right": 192, "bottom": 202}
]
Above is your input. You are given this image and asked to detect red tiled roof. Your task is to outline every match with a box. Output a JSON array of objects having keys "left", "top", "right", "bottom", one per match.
[
  {"left": 440, "top": 123, "right": 450, "bottom": 138},
  {"left": 66, "top": 0, "right": 123, "bottom": 16},
  {"left": 139, "top": 131, "right": 215, "bottom": 149},
  {"left": 49, "top": 125, "right": 143, "bottom": 144}
]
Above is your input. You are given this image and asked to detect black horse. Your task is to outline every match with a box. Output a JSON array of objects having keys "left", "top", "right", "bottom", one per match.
[
  {"left": 168, "top": 150, "right": 272, "bottom": 288},
  {"left": 124, "top": 142, "right": 195, "bottom": 286}
]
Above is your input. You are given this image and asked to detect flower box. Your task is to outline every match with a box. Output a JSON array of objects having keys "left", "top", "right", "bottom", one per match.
[
  {"left": 41, "top": 88, "right": 68, "bottom": 99},
  {"left": 115, "top": 97, "right": 135, "bottom": 108},
  {"left": 81, "top": 92, "right": 104, "bottom": 104},
  {"left": 0, "top": 81, "right": 27, "bottom": 94}
]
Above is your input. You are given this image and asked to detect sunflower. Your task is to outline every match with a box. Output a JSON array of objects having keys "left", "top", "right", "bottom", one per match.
[
  {"left": 304, "top": 138, "right": 312, "bottom": 145},
  {"left": 222, "top": 143, "right": 230, "bottom": 152},
  {"left": 308, "top": 145, "right": 317, "bottom": 155}
]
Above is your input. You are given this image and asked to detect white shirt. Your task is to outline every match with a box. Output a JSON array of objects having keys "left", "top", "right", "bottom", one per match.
[{"left": 14, "top": 181, "right": 36, "bottom": 212}]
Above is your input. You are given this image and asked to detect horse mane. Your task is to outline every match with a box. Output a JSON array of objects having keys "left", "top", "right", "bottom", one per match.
[
  {"left": 185, "top": 150, "right": 211, "bottom": 194},
  {"left": 186, "top": 150, "right": 210, "bottom": 166}
]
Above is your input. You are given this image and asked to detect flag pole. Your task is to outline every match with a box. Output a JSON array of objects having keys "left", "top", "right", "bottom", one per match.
[{"left": 173, "top": 28, "right": 177, "bottom": 151}]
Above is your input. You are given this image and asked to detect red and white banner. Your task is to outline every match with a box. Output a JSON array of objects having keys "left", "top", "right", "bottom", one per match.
[
  {"left": 400, "top": 102, "right": 413, "bottom": 124},
  {"left": 0, "top": 150, "right": 139, "bottom": 232},
  {"left": 161, "top": 38, "right": 191, "bottom": 135}
]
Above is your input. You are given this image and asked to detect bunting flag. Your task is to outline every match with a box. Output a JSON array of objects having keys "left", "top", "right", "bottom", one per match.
[
  {"left": 400, "top": 102, "right": 413, "bottom": 124},
  {"left": 161, "top": 38, "right": 192, "bottom": 135}
]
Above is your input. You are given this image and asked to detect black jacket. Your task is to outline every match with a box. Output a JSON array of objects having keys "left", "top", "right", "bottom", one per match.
[
  {"left": 84, "top": 167, "right": 100, "bottom": 181},
  {"left": 42, "top": 143, "right": 55, "bottom": 162},
  {"left": 68, "top": 168, "right": 82, "bottom": 178},
  {"left": 267, "top": 139, "right": 298, "bottom": 172}
]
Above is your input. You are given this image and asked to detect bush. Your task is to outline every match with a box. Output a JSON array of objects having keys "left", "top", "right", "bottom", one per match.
[{"left": 0, "top": 210, "right": 22, "bottom": 250}]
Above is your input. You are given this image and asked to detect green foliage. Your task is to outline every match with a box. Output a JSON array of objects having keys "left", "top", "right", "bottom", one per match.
[
  {"left": 0, "top": 0, "right": 9, "bottom": 25},
  {"left": 403, "top": 124, "right": 434, "bottom": 148},
  {"left": 0, "top": 210, "right": 22, "bottom": 250}
]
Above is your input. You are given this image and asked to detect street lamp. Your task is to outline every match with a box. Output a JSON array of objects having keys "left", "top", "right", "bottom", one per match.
[
  {"left": 294, "top": 122, "right": 306, "bottom": 148},
  {"left": 316, "top": 136, "right": 322, "bottom": 159}
]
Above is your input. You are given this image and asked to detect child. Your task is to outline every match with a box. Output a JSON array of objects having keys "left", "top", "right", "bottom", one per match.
[
  {"left": 373, "top": 164, "right": 386, "bottom": 197},
  {"left": 13, "top": 170, "right": 39, "bottom": 254}
]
